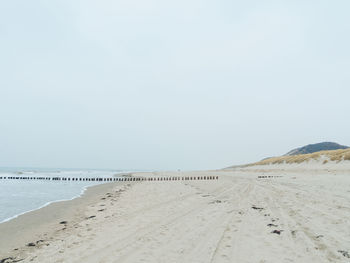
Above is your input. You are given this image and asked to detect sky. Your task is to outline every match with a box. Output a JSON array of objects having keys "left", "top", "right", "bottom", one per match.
[{"left": 0, "top": 0, "right": 350, "bottom": 170}]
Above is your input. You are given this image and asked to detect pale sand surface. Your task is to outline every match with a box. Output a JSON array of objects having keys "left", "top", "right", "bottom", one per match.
[{"left": 1, "top": 167, "right": 350, "bottom": 263}]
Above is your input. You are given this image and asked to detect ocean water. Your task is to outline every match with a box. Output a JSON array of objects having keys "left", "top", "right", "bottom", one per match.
[{"left": 0, "top": 168, "right": 125, "bottom": 223}]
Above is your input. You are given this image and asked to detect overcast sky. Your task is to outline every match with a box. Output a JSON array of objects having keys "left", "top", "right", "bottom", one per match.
[{"left": 0, "top": 1, "right": 349, "bottom": 170}]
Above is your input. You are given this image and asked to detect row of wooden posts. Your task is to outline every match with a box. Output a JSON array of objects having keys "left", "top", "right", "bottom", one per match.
[
  {"left": 0, "top": 176, "right": 219, "bottom": 182},
  {"left": 257, "top": 175, "right": 283, "bottom": 178}
]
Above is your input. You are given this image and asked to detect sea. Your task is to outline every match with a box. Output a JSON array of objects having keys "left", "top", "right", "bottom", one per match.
[{"left": 0, "top": 167, "right": 128, "bottom": 223}]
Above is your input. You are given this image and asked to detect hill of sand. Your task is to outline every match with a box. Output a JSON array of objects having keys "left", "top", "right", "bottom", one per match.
[{"left": 248, "top": 148, "right": 350, "bottom": 166}]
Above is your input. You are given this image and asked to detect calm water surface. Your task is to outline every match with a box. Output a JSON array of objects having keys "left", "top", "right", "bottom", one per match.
[{"left": 0, "top": 168, "right": 125, "bottom": 223}]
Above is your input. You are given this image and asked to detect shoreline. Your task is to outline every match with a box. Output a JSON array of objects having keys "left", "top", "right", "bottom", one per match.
[
  {"left": 0, "top": 172, "right": 132, "bottom": 225},
  {"left": 0, "top": 181, "right": 129, "bottom": 257},
  {"left": 0, "top": 183, "right": 96, "bottom": 225}
]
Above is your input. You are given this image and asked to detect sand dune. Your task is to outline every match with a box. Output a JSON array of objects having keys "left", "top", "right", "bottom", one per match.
[
  {"left": 1, "top": 167, "right": 350, "bottom": 263},
  {"left": 250, "top": 148, "right": 350, "bottom": 166}
]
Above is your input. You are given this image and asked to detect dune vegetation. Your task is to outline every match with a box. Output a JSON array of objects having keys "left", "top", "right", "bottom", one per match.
[{"left": 252, "top": 148, "right": 350, "bottom": 166}]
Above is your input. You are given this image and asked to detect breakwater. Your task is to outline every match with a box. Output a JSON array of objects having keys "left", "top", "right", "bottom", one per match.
[{"left": 0, "top": 176, "right": 219, "bottom": 182}]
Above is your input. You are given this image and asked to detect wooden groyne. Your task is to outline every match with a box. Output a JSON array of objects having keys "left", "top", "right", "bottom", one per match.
[
  {"left": 0, "top": 176, "right": 219, "bottom": 182},
  {"left": 257, "top": 175, "right": 282, "bottom": 179}
]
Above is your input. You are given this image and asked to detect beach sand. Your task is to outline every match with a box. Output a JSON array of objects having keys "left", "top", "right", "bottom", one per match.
[{"left": 1, "top": 165, "right": 350, "bottom": 263}]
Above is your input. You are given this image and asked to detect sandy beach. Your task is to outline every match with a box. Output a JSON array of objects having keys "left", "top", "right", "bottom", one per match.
[
  {"left": 2, "top": 0, "right": 349, "bottom": 261},
  {"left": 1, "top": 164, "right": 350, "bottom": 263}
]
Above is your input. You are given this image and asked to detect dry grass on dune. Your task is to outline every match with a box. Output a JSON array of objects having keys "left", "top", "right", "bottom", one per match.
[{"left": 252, "top": 148, "right": 350, "bottom": 166}]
